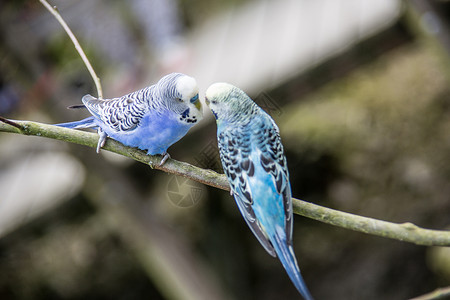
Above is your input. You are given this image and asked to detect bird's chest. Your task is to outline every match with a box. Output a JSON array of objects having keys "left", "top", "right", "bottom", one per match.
[
  {"left": 103, "top": 109, "right": 193, "bottom": 154},
  {"left": 135, "top": 111, "right": 192, "bottom": 153}
]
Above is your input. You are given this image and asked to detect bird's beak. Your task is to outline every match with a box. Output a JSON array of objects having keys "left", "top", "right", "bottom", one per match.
[
  {"left": 190, "top": 94, "right": 202, "bottom": 110},
  {"left": 195, "top": 99, "right": 202, "bottom": 110},
  {"left": 205, "top": 97, "right": 210, "bottom": 105}
]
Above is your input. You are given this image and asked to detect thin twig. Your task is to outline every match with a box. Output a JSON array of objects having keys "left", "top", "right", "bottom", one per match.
[
  {"left": 409, "top": 286, "right": 450, "bottom": 300},
  {"left": 38, "top": 0, "right": 103, "bottom": 99},
  {"left": 1, "top": 118, "right": 450, "bottom": 247},
  {"left": 0, "top": 117, "right": 23, "bottom": 130}
]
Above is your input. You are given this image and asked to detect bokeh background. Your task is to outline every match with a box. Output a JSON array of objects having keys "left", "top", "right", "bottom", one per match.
[{"left": 1, "top": 0, "right": 450, "bottom": 299}]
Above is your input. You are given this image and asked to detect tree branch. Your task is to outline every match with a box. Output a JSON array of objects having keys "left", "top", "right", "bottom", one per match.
[
  {"left": 410, "top": 286, "right": 450, "bottom": 300},
  {"left": 1, "top": 118, "right": 450, "bottom": 247}
]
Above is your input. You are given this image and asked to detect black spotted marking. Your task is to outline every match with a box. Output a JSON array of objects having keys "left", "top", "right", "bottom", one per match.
[
  {"left": 241, "top": 159, "right": 250, "bottom": 171},
  {"left": 275, "top": 174, "right": 283, "bottom": 193},
  {"left": 242, "top": 189, "right": 252, "bottom": 202},
  {"left": 179, "top": 107, "right": 197, "bottom": 124},
  {"left": 260, "top": 154, "right": 271, "bottom": 167},
  {"left": 181, "top": 108, "right": 190, "bottom": 118},
  {"left": 248, "top": 161, "right": 255, "bottom": 177},
  {"left": 241, "top": 159, "right": 255, "bottom": 177},
  {"left": 261, "top": 155, "right": 276, "bottom": 173}
]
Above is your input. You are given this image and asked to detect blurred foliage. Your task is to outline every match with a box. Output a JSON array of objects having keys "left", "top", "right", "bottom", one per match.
[
  {"left": 178, "top": 0, "right": 249, "bottom": 28},
  {"left": 0, "top": 197, "right": 162, "bottom": 300}
]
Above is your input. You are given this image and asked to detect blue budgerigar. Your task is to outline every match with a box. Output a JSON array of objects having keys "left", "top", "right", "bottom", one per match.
[
  {"left": 205, "top": 83, "right": 314, "bottom": 300},
  {"left": 56, "top": 73, "right": 202, "bottom": 164}
]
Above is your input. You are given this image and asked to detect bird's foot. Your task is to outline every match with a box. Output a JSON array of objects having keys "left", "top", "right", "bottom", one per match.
[
  {"left": 159, "top": 152, "right": 171, "bottom": 166},
  {"left": 96, "top": 128, "right": 107, "bottom": 153}
]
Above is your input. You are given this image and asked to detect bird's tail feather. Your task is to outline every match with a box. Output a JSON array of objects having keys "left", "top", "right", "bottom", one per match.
[
  {"left": 54, "top": 116, "right": 97, "bottom": 129},
  {"left": 67, "top": 104, "right": 86, "bottom": 109},
  {"left": 272, "top": 232, "right": 314, "bottom": 300}
]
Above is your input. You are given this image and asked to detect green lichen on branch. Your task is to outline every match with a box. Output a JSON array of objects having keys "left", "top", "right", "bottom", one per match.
[
  {"left": 1, "top": 117, "right": 450, "bottom": 247},
  {"left": 292, "top": 200, "right": 450, "bottom": 246}
]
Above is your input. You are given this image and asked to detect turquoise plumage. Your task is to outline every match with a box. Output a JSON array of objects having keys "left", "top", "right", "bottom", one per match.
[
  {"left": 56, "top": 73, "right": 202, "bottom": 164},
  {"left": 206, "top": 83, "right": 313, "bottom": 300}
]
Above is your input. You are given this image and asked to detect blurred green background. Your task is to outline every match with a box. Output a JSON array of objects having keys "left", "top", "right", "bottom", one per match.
[{"left": 0, "top": 1, "right": 449, "bottom": 299}]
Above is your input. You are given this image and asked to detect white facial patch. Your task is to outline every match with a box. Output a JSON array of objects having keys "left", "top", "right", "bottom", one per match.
[
  {"left": 177, "top": 76, "right": 199, "bottom": 100},
  {"left": 205, "top": 82, "right": 233, "bottom": 101}
]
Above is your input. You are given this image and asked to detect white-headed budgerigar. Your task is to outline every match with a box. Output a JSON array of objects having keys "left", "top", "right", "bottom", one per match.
[
  {"left": 56, "top": 73, "right": 202, "bottom": 164},
  {"left": 205, "top": 83, "right": 314, "bottom": 300}
]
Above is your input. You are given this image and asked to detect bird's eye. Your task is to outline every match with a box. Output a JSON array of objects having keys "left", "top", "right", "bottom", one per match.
[
  {"left": 176, "top": 98, "right": 183, "bottom": 102},
  {"left": 205, "top": 97, "right": 216, "bottom": 105}
]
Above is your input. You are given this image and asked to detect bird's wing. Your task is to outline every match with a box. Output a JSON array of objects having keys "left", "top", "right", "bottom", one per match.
[
  {"left": 259, "top": 117, "right": 293, "bottom": 244},
  {"left": 218, "top": 116, "right": 293, "bottom": 255},
  {"left": 82, "top": 94, "right": 148, "bottom": 132}
]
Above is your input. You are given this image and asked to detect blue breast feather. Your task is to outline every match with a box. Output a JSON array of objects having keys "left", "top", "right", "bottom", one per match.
[{"left": 99, "top": 109, "right": 192, "bottom": 155}]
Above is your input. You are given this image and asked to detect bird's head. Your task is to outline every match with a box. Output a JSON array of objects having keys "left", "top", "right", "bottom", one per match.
[
  {"left": 205, "top": 82, "right": 257, "bottom": 124},
  {"left": 158, "top": 73, "right": 203, "bottom": 124}
]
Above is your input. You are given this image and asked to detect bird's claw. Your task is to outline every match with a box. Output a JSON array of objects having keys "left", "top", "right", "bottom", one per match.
[
  {"left": 96, "top": 129, "right": 107, "bottom": 153},
  {"left": 159, "top": 152, "right": 171, "bottom": 166}
]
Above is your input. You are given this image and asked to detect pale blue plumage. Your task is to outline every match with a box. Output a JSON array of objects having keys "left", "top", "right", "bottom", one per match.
[
  {"left": 206, "top": 83, "right": 313, "bottom": 300},
  {"left": 56, "top": 73, "right": 202, "bottom": 162}
]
